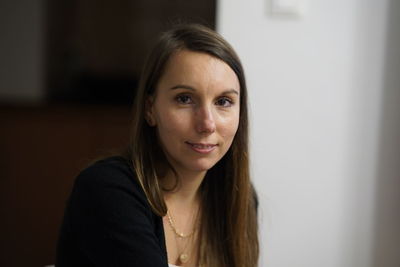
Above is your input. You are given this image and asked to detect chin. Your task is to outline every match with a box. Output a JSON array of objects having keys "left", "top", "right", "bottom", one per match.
[{"left": 186, "top": 159, "right": 219, "bottom": 173}]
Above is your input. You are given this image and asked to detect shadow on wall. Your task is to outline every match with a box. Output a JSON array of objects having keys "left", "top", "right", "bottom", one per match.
[{"left": 373, "top": 1, "right": 400, "bottom": 266}]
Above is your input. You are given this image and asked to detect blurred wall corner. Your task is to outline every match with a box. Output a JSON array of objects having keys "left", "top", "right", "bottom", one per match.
[
  {"left": 373, "top": 0, "right": 400, "bottom": 266},
  {"left": 0, "top": 0, "right": 46, "bottom": 105}
]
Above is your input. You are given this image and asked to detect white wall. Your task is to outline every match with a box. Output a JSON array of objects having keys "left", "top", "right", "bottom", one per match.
[
  {"left": 0, "top": 0, "right": 45, "bottom": 103},
  {"left": 217, "top": 0, "right": 400, "bottom": 266}
]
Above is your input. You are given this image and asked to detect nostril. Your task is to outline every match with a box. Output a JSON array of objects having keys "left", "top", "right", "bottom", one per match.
[
  {"left": 195, "top": 107, "right": 216, "bottom": 133},
  {"left": 196, "top": 120, "right": 216, "bottom": 134}
]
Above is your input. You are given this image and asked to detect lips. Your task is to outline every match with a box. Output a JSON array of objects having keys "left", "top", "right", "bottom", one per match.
[{"left": 185, "top": 142, "right": 218, "bottom": 154}]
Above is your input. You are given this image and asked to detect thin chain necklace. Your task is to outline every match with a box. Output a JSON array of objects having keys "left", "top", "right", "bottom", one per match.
[
  {"left": 167, "top": 210, "right": 195, "bottom": 238},
  {"left": 166, "top": 209, "right": 198, "bottom": 264}
]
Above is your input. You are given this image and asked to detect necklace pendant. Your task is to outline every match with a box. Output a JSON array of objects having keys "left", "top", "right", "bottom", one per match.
[{"left": 179, "top": 253, "right": 189, "bottom": 263}]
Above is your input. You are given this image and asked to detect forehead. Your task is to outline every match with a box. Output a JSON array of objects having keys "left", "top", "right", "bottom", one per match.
[{"left": 156, "top": 49, "right": 240, "bottom": 93}]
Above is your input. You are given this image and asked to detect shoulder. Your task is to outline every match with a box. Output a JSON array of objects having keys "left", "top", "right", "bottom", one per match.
[
  {"left": 77, "top": 156, "right": 133, "bottom": 183},
  {"left": 76, "top": 156, "right": 137, "bottom": 190},
  {"left": 71, "top": 156, "right": 149, "bottom": 211},
  {"left": 58, "top": 156, "right": 168, "bottom": 266}
]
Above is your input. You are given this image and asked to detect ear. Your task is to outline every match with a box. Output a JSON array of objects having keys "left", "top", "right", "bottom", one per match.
[{"left": 145, "top": 95, "right": 156, "bottom": 127}]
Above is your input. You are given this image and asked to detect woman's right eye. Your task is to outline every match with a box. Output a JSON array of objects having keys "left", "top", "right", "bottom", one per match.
[{"left": 175, "top": 95, "right": 193, "bottom": 104}]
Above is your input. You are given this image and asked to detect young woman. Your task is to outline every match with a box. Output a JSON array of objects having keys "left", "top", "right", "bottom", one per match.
[{"left": 56, "top": 23, "right": 259, "bottom": 267}]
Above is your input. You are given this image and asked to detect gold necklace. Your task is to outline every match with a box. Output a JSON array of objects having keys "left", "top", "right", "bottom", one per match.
[
  {"left": 166, "top": 210, "right": 197, "bottom": 264},
  {"left": 167, "top": 210, "right": 195, "bottom": 238},
  {"left": 175, "top": 230, "right": 193, "bottom": 264}
]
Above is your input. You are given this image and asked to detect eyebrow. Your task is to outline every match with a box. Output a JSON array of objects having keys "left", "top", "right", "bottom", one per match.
[
  {"left": 170, "top": 84, "right": 239, "bottom": 95},
  {"left": 170, "top": 84, "right": 196, "bottom": 91}
]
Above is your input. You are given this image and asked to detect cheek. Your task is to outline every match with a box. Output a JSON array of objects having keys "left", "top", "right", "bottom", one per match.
[
  {"left": 221, "top": 123, "right": 239, "bottom": 140},
  {"left": 219, "top": 110, "right": 240, "bottom": 139},
  {"left": 155, "top": 110, "right": 189, "bottom": 140}
]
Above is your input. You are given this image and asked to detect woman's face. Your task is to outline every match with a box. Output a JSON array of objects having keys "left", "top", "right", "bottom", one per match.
[{"left": 146, "top": 50, "right": 240, "bottom": 176}]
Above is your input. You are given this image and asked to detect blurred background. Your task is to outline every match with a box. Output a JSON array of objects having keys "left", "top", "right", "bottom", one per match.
[
  {"left": 0, "top": 0, "right": 215, "bottom": 266},
  {"left": 1, "top": 0, "right": 400, "bottom": 267}
]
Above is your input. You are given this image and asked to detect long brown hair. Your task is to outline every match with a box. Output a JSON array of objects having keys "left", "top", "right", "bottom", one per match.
[{"left": 125, "top": 23, "right": 259, "bottom": 267}]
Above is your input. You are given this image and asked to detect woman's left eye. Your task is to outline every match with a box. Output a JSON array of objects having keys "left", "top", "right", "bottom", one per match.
[{"left": 215, "top": 97, "right": 234, "bottom": 107}]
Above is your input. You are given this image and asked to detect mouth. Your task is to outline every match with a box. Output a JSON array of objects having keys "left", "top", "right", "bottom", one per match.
[{"left": 185, "top": 142, "right": 218, "bottom": 154}]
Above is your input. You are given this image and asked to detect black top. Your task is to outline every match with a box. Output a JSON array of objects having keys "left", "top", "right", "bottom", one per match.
[{"left": 56, "top": 156, "right": 168, "bottom": 267}]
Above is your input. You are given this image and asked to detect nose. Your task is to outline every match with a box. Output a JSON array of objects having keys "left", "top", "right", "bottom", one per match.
[{"left": 195, "top": 105, "right": 216, "bottom": 134}]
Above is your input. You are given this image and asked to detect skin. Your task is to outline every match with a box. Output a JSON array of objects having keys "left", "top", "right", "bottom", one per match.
[
  {"left": 147, "top": 49, "right": 240, "bottom": 180},
  {"left": 146, "top": 49, "right": 240, "bottom": 265}
]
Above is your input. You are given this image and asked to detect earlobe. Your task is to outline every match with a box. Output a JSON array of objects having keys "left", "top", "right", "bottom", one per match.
[
  {"left": 146, "top": 115, "right": 156, "bottom": 127},
  {"left": 145, "top": 96, "right": 156, "bottom": 127}
]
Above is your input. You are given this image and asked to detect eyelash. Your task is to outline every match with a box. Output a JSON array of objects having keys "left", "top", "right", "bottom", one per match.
[
  {"left": 216, "top": 97, "right": 234, "bottom": 107},
  {"left": 175, "top": 94, "right": 193, "bottom": 104},
  {"left": 175, "top": 94, "right": 234, "bottom": 107}
]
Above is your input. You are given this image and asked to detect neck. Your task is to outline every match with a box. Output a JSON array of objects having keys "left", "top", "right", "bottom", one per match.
[
  {"left": 162, "top": 168, "right": 206, "bottom": 207},
  {"left": 162, "top": 169, "right": 203, "bottom": 266}
]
